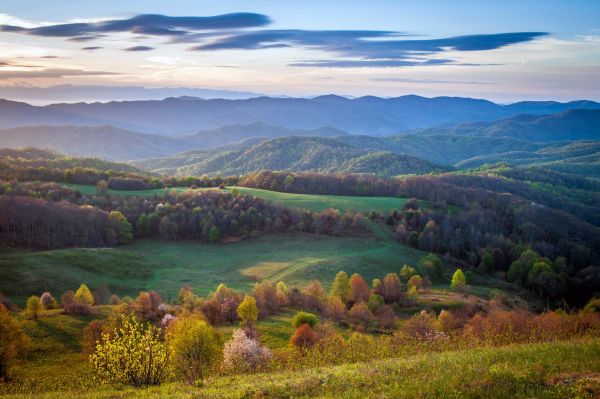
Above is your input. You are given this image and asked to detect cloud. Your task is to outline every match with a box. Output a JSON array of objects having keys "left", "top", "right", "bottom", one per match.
[
  {"left": 124, "top": 46, "right": 154, "bottom": 51},
  {"left": 0, "top": 13, "right": 271, "bottom": 38},
  {"left": 0, "top": 68, "right": 119, "bottom": 79},
  {"left": 0, "top": 12, "right": 548, "bottom": 68},
  {"left": 192, "top": 30, "right": 547, "bottom": 68},
  {"left": 373, "top": 77, "right": 496, "bottom": 85},
  {"left": 82, "top": 46, "right": 102, "bottom": 51},
  {"left": 290, "top": 59, "right": 455, "bottom": 68}
]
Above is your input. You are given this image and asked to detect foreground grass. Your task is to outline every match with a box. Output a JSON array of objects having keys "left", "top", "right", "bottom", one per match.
[
  {"left": 4, "top": 339, "right": 599, "bottom": 399},
  {"left": 0, "top": 234, "right": 428, "bottom": 303},
  {"left": 226, "top": 186, "right": 408, "bottom": 213}
]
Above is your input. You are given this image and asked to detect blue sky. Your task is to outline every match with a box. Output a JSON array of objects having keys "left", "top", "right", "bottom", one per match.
[{"left": 0, "top": 0, "right": 598, "bottom": 101}]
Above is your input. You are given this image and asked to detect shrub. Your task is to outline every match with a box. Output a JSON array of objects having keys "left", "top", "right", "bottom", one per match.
[
  {"left": 348, "top": 302, "right": 375, "bottom": 332},
  {"left": 237, "top": 295, "right": 258, "bottom": 327},
  {"left": 375, "top": 305, "right": 396, "bottom": 330},
  {"left": 62, "top": 289, "right": 91, "bottom": 315},
  {"left": 0, "top": 305, "right": 30, "bottom": 382},
  {"left": 90, "top": 317, "right": 169, "bottom": 386},
  {"left": 223, "top": 329, "right": 272, "bottom": 373},
  {"left": 82, "top": 319, "right": 109, "bottom": 356},
  {"left": 167, "top": 314, "right": 223, "bottom": 384},
  {"left": 25, "top": 295, "right": 42, "bottom": 320},
  {"left": 75, "top": 284, "right": 94, "bottom": 305},
  {"left": 403, "top": 311, "right": 440, "bottom": 341},
  {"left": 438, "top": 309, "right": 463, "bottom": 332},
  {"left": 292, "top": 311, "right": 319, "bottom": 328},
  {"left": 40, "top": 292, "right": 55, "bottom": 309},
  {"left": 290, "top": 324, "right": 318, "bottom": 350},
  {"left": 583, "top": 298, "right": 600, "bottom": 313}
]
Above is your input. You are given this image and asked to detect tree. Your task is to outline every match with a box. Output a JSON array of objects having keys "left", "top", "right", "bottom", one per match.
[
  {"left": 304, "top": 280, "right": 327, "bottom": 311},
  {"left": 330, "top": 271, "right": 351, "bottom": 303},
  {"left": 25, "top": 296, "right": 42, "bottom": 320},
  {"left": 0, "top": 305, "right": 30, "bottom": 382},
  {"left": 96, "top": 180, "right": 108, "bottom": 195},
  {"left": 380, "top": 273, "right": 403, "bottom": 303},
  {"left": 407, "top": 275, "right": 423, "bottom": 291},
  {"left": 223, "top": 329, "right": 272, "bottom": 372},
  {"left": 367, "top": 294, "right": 384, "bottom": 312},
  {"left": 90, "top": 317, "right": 168, "bottom": 386},
  {"left": 109, "top": 211, "right": 132, "bottom": 244},
  {"left": 209, "top": 225, "right": 219, "bottom": 243},
  {"left": 290, "top": 323, "right": 318, "bottom": 350},
  {"left": 400, "top": 265, "right": 417, "bottom": 282},
  {"left": 237, "top": 295, "right": 258, "bottom": 327},
  {"left": 348, "top": 302, "right": 375, "bottom": 332},
  {"left": 451, "top": 269, "right": 467, "bottom": 293},
  {"left": 292, "top": 311, "right": 319, "bottom": 328},
  {"left": 167, "top": 315, "right": 223, "bottom": 384},
  {"left": 349, "top": 273, "right": 370, "bottom": 304},
  {"left": 75, "top": 284, "right": 94, "bottom": 305},
  {"left": 40, "top": 292, "right": 55, "bottom": 309},
  {"left": 479, "top": 251, "right": 495, "bottom": 273},
  {"left": 326, "top": 297, "right": 346, "bottom": 322}
]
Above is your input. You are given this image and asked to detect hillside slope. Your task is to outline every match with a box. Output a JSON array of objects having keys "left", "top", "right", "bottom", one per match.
[{"left": 133, "top": 136, "right": 443, "bottom": 177}]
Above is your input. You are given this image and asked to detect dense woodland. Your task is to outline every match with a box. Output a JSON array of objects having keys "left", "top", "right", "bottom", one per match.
[{"left": 1, "top": 149, "right": 599, "bottom": 307}]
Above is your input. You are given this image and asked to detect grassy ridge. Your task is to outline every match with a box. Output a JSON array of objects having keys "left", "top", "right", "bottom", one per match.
[
  {"left": 0, "top": 234, "right": 427, "bottom": 303},
  {"left": 5, "top": 339, "right": 599, "bottom": 398},
  {"left": 226, "top": 186, "right": 408, "bottom": 213}
]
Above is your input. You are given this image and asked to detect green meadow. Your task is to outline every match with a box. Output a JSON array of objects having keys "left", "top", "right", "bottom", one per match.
[
  {"left": 227, "top": 186, "right": 408, "bottom": 213},
  {"left": 0, "top": 233, "right": 428, "bottom": 304}
]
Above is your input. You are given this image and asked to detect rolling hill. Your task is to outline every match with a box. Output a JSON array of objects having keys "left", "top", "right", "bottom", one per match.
[{"left": 133, "top": 136, "right": 444, "bottom": 177}]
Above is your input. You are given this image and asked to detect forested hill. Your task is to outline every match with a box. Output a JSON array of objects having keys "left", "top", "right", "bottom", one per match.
[
  {"left": 132, "top": 136, "right": 444, "bottom": 177},
  {"left": 413, "top": 108, "right": 600, "bottom": 141}
]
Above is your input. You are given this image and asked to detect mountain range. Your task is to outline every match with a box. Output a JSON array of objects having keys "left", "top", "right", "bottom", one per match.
[
  {"left": 1, "top": 95, "right": 599, "bottom": 135},
  {"left": 0, "top": 95, "right": 598, "bottom": 178}
]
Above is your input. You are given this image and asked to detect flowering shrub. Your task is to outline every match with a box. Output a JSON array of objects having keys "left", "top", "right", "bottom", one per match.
[
  {"left": 90, "top": 317, "right": 169, "bottom": 386},
  {"left": 223, "top": 329, "right": 272, "bottom": 373}
]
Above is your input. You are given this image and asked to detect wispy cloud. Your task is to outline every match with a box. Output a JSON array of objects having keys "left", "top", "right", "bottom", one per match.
[
  {"left": 373, "top": 77, "right": 496, "bottom": 85},
  {"left": 0, "top": 12, "right": 548, "bottom": 69},
  {"left": 124, "top": 46, "right": 154, "bottom": 52},
  {"left": 0, "top": 13, "right": 270, "bottom": 38},
  {"left": 0, "top": 68, "right": 119, "bottom": 79}
]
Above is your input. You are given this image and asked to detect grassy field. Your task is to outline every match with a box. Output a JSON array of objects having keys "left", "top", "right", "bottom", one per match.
[
  {"left": 226, "top": 186, "right": 408, "bottom": 213},
  {"left": 0, "top": 233, "right": 429, "bottom": 304},
  {"left": 60, "top": 183, "right": 207, "bottom": 197},
  {"left": 59, "top": 183, "right": 408, "bottom": 215},
  {"left": 3, "top": 332, "right": 599, "bottom": 398}
]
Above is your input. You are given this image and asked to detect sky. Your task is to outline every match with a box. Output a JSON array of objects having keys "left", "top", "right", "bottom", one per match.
[{"left": 0, "top": 0, "right": 599, "bottom": 102}]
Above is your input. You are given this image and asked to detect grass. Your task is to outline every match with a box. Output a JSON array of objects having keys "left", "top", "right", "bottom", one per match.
[
  {"left": 0, "top": 234, "right": 428, "bottom": 304},
  {"left": 60, "top": 183, "right": 211, "bottom": 197},
  {"left": 3, "top": 337, "right": 599, "bottom": 398},
  {"left": 225, "top": 186, "right": 408, "bottom": 213},
  {"left": 59, "top": 184, "right": 409, "bottom": 215}
]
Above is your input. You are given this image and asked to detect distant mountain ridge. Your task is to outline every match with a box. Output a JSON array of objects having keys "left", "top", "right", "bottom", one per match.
[
  {"left": 414, "top": 109, "right": 600, "bottom": 141},
  {"left": 0, "top": 95, "right": 598, "bottom": 135},
  {"left": 0, "top": 122, "right": 347, "bottom": 161}
]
